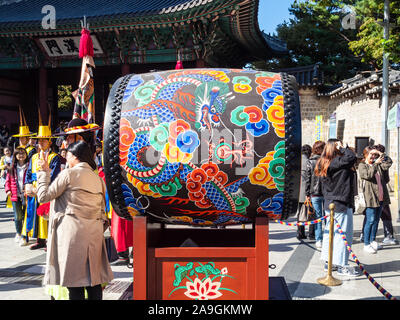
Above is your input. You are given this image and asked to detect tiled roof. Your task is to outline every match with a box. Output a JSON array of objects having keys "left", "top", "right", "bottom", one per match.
[
  {"left": 262, "top": 32, "right": 287, "bottom": 55},
  {"left": 0, "top": 0, "right": 288, "bottom": 68},
  {"left": 0, "top": 0, "right": 210, "bottom": 24},
  {"left": 278, "top": 64, "right": 324, "bottom": 87},
  {"left": 322, "top": 69, "right": 400, "bottom": 98}
]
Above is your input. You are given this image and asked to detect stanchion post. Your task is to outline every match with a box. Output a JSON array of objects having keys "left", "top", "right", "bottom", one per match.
[{"left": 317, "top": 203, "right": 342, "bottom": 286}]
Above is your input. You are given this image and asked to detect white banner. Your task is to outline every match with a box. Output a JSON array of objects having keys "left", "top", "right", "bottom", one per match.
[{"left": 39, "top": 35, "right": 103, "bottom": 57}]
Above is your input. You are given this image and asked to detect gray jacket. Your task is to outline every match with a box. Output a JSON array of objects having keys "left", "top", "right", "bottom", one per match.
[
  {"left": 299, "top": 154, "right": 309, "bottom": 203},
  {"left": 358, "top": 155, "right": 392, "bottom": 208}
]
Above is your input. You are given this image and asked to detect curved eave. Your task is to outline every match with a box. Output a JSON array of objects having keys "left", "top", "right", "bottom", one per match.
[{"left": 226, "top": 0, "right": 287, "bottom": 60}]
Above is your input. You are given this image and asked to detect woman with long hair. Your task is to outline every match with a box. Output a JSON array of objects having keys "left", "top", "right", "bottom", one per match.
[
  {"left": 315, "top": 139, "right": 359, "bottom": 277},
  {"left": 5, "top": 147, "right": 29, "bottom": 245},
  {"left": 36, "top": 140, "right": 113, "bottom": 300},
  {"left": 358, "top": 145, "right": 392, "bottom": 254}
]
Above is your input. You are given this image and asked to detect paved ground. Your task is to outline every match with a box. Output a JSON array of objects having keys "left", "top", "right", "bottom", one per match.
[
  {"left": 269, "top": 199, "right": 400, "bottom": 300},
  {"left": 0, "top": 187, "right": 132, "bottom": 300},
  {"left": 0, "top": 186, "right": 399, "bottom": 300}
]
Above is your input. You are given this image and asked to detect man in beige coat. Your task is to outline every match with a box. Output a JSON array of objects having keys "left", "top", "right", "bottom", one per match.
[{"left": 36, "top": 142, "right": 113, "bottom": 299}]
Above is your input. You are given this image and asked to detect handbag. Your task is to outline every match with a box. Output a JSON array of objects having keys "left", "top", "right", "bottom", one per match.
[
  {"left": 305, "top": 198, "right": 315, "bottom": 221},
  {"left": 298, "top": 199, "right": 314, "bottom": 222},
  {"left": 104, "top": 235, "right": 119, "bottom": 263},
  {"left": 354, "top": 172, "right": 366, "bottom": 214}
]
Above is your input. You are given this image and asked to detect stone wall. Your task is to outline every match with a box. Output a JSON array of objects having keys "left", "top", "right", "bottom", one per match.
[
  {"left": 297, "top": 87, "right": 400, "bottom": 188},
  {"left": 298, "top": 88, "right": 330, "bottom": 146}
]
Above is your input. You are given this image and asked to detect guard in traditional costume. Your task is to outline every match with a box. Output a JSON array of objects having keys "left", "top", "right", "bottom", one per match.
[
  {"left": 55, "top": 117, "right": 100, "bottom": 154},
  {"left": 21, "top": 111, "right": 61, "bottom": 250},
  {"left": 12, "top": 106, "right": 37, "bottom": 160}
]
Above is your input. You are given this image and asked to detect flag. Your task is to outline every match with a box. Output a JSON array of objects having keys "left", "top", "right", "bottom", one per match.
[
  {"left": 175, "top": 60, "right": 183, "bottom": 69},
  {"left": 175, "top": 50, "right": 183, "bottom": 69},
  {"left": 72, "top": 27, "right": 95, "bottom": 123}
]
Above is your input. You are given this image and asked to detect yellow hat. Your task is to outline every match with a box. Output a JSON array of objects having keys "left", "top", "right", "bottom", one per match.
[
  {"left": 33, "top": 107, "right": 57, "bottom": 139},
  {"left": 35, "top": 125, "right": 57, "bottom": 139},
  {"left": 12, "top": 106, "right": 36, "bottom": 137},
  {"left": 13, "top": 125, "right": 35, "bottom": 137}
]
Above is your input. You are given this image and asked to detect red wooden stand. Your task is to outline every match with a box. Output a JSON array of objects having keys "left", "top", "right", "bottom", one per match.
[{"left": 132, "top": 216, "right": 269, "bottom": 300}]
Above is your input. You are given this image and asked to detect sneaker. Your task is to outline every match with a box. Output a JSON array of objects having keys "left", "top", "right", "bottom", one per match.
[
  {"left": 364, "top": 244, "right": 377, "bottom": 254},
  {"left": 19, "top": 238, "right": 29, "bottom": 247},
  {"left": 370, "top": 241, "right": 382, "bottom": 251},
  {"left": 315, "top": 240, "right": 322, "bottom": 249},
  {"left": 337, "top": 266, "right": 360, "bottom": 277},
  {"left": 382, "top": 237, "right": 397, "bottom": 245},
  {"left": 14, "top": 234, "right": 21, "bottom": 243},
  {"left": 110, "top": 258, "right": 129, "bottom": 266},
  {"left": 324, "top": 262, "right": 338, "bottom": 272},
  {"left": 117, "top": 250, "right": 129, "bottom": 260}
]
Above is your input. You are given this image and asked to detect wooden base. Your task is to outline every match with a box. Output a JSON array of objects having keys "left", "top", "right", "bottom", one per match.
[{"left": 132, "top": 217, "right": 269, "bottom": 300}]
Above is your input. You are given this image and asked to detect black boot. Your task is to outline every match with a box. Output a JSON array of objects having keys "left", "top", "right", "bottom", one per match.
[
  {"left": 29, "top": 238, "right": 46, "bottom": 250},
  {"left": 297, "top": 226, "right": 306, "bottom": 240}
]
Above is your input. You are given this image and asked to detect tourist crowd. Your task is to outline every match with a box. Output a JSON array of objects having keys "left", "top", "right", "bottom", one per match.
[{"left": 297, "top": 139, "right": 397, "bottom": 277}]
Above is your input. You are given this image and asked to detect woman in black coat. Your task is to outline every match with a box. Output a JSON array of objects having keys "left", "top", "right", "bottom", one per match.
[{"left": 315, "top": 139, "right": 359, "bottom": 277}]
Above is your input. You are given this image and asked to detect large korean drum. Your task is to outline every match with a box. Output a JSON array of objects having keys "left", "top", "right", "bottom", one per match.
[{"left": 103, "top": 69, "right": 301, "bottom": 226}]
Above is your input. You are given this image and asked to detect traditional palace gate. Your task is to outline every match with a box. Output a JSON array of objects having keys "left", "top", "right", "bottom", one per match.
[{"left": 0, "top": 0, "right": 286, "bottom": 129}]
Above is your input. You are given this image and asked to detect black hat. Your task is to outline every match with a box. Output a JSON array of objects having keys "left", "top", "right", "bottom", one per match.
[{"left": 55, "top": 118, "right": 100, "bottom": 136}]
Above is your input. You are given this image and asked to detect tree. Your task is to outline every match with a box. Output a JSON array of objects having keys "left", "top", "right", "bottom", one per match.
[
  {"left": 57, "top": 85, "right": 73, "bottom": 111},
  {"left": 253, "top": 0, "right": 400, "bottom": 84},
  {"left": 255, "top": 0, "right": 369, "bottom": 84},
  {"left": 348, "top": 0, "right": 400, "bottom": 69},
  {"left": 298, "top": 0, "right": 400, "bottom": 69}
]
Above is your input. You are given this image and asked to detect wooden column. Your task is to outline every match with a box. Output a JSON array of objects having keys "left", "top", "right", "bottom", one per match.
[
  {"left": 39, "top": 67, "right": 48, "bottom": 121},
  {"left": 196, "top": 59, "right": 206, "bottom": 68},
  {"left": 94, "top": 80, "right": 104, "bottom": 124},
  {"left": 122, "top": 63, "right": 130, "bottom": 76},
  {"left": 255, "top": 217, "right": 269, "bottom": 299}
]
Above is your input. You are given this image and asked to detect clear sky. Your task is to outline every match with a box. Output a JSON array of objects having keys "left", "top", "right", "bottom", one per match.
[{"left": 257, "top": 0, "right": 295, "bottom": 35}]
